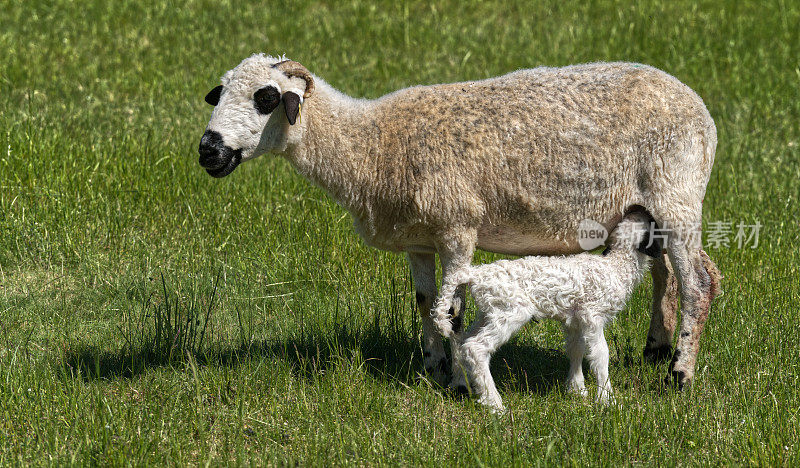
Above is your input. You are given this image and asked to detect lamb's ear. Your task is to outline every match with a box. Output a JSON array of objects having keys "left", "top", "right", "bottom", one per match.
[
  {"left": 205, "top": 85, "right": 223, "bottom": 106},
  {"left": 282, "top": 92, "right": 301, "bottom": 125},
  {"left": 638, "top": 226, "right": 663, "bottom": 258}
]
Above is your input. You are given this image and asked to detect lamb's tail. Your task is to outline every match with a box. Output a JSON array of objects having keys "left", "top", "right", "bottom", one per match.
[{"left": 431, "top": 268, "right": 474, "bottom": 338}]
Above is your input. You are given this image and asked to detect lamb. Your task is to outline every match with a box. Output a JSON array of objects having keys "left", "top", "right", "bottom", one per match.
[
  {"left": 431, "top": 209, "right": 666, "bottom": 412},
  {"left": 198, "top": 54, "right": 722, "bottom": 389}
]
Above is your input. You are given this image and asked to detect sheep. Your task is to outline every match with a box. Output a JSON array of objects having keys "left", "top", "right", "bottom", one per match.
[
  {"left": 198, "top": 54, "right": 722, "bottom": 389},
  {"left": 431, "top": 209, "right": 666, "bottom": 412}
]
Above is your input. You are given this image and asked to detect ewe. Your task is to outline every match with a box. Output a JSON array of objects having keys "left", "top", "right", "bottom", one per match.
[{"left": 198, "top": 54, "right": 721, "bottom": 388}]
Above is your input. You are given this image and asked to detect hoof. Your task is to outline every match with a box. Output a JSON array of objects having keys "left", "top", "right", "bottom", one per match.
[
  {"left": 477, "top": 397, "right": 506, "bottom": 414},
  {"left": 643, "top": 344, "right": 673, "bottom": 363},
  {"left": 566, "top": 385, "right": 589, "bottom": 398},
  {"left": 595, "top": 392, "right": 616, "bottom": 406},
  {"left": 664, "top": 369, "right": 689, "bottom": 390}
]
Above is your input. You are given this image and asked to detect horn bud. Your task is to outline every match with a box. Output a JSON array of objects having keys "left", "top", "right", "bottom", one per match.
[{"left": 273, "top": 60, "right": 314, "bottom": 98}]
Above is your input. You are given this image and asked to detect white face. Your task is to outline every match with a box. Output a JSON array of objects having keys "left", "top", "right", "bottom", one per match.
[{"left": 198, "top": 54, "right": 306, "bottom": 178}]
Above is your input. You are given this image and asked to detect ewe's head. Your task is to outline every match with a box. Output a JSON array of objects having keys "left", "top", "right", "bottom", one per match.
[
  {"left": 607, "top": 208, "right": 662, "bottom": 258},
  {"left": 198, "top": 54, "right": 314, "bottom": 178}
]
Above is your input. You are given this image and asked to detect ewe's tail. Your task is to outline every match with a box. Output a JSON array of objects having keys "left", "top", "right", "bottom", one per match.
[{"left": 432, "top": 268, "right": 473, "bottom": 338}]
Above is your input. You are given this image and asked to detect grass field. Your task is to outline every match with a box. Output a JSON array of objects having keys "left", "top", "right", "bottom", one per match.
[{"left": 1, "top": 0, "right": 799, "bottom": 464}]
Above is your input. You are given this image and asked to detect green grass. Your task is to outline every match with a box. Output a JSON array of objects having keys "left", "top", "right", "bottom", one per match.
[{"left": 1, "top": 0, "right": 799, "bottom": 464}]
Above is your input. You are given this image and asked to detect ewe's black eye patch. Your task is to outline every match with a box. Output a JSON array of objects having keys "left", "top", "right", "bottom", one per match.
[
  {"left": 205, "top": 85, "right": 223, "bottom": 106},
  {"left": 254, "top": 86, "right": 281, "bottom": 115}
]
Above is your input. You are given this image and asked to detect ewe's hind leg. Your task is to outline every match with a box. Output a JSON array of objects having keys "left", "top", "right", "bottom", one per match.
[
  {"left": 667, "top": 242, "right": 722, "bottom": 388},
  {"left": 563, "top": 326, "right": 588, "bottom": 397},
  {"left": 408, "top": 252, "right": 448, "bottom": 384},
  {"left": 436, "top": 231, "right": 477, "bottom": 392},
  {"left": 584, "top": 327, "right": 613, "bottom": 404},
  {"left": 644, "top": 252, "right": 680, "bottom": 362}
]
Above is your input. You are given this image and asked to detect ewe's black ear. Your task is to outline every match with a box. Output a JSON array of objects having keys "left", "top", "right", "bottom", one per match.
[
  {"left": 282, "top": 92, "right": 301, "bottom": 125},
  {"left": 638, "top": 225, "right": 663, "bottom": 258},
  {"left": 205, "top": 85, "right": 223, "bottom": 106}
]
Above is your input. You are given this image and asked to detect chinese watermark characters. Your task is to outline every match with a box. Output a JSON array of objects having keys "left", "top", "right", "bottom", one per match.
[{"left": 576, "top": 219, "right": 762, "bottom": 251}]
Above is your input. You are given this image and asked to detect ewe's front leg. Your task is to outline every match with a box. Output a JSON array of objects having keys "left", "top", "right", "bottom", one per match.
[
  {"left": 448, "top": 283, "right": 470, "bottom": 392},
  {"left": 408, "top": 252, "right": 449, "bottom": 385},
  {"left": 436, "top": 230, "right": 477, "bottom": 392},
  {"left": 644, "top": 252, "right": 679, "bottom": 362},
  {"left": 666, "top": 245, "right": 722, "bottom": 389}
]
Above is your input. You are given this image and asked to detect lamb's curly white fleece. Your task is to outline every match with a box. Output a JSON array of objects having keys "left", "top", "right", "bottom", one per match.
[{"left": 432, "top": 215, "right": 654, "bottom": 411}]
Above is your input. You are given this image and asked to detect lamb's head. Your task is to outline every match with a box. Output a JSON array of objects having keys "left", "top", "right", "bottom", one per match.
[
  {"left": 198, "top": 54, "right": 314, "bottom": 178},
  {"left": 606, "top": 208, "right": 663, "bottom": 258}
]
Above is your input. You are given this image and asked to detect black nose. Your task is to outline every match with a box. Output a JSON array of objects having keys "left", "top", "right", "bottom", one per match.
[{"left": 198, "top": 130, "right": 225, "bottom": 169}]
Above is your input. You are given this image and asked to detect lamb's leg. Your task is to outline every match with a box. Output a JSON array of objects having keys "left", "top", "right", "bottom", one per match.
[
  {"left": 460, "top": 319, "right": 504, "bottom": 411},
  {"left": 408, "top": 252, "right": 448, "bottom": 385},
  {"left": 436, "top": 230, "right": 477, "bottom": 392},
  {"left": 667, "top": 243, "right": 722, "bottom": 388},
  {"left": 563, "top": 325, "right": 588, "bottom": 397},
  {"left": 461, "top": 340, "right": 504, "bottom": 412},
  {"left": 585, "top": 327, "right": 613, "bottom": 404},
  {"left": 643, "top": 252, "right": 679, "bottom": 362},
  {"left": 460, "top": 297, "right": 531, "bottom": 413}
]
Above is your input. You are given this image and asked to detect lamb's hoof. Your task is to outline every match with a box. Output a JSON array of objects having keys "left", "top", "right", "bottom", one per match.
[
  {"left": 566, "top": 385, "right": 588, "bottom": 399},
  {"left": 664, "top": 369, "right": 690, "bottom": 390},
  {"left": 478, "top": 398, "right": 506, "bottom": 414},
  {"left": 595, "top": 393, "right": 616, "bottom": 406},
  {"left": 643, "top": 344, "right": 673, "bottom": 363}
]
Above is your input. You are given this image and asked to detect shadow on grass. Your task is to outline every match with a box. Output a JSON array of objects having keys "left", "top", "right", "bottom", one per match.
[
  {"left": 60, "top": 324, "right": 572, "bottom": 397},
  {"left": 60, "top": 271, "right": 592, "bottom": 397}
]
